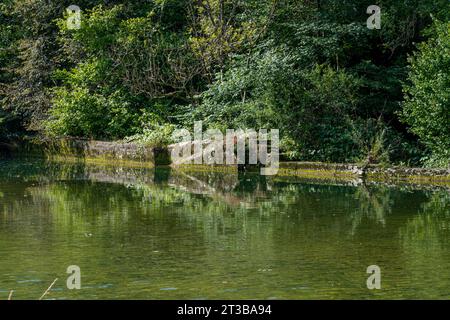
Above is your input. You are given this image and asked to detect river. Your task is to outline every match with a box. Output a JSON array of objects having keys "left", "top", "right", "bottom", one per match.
[{"left": 0, "top": 158, "right": 449, "bottom": 299}]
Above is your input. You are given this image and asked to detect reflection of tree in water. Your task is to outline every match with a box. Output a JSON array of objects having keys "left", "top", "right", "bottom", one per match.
[
  {"left": 3, "top": 159, "right": 450, "bottom": 299},
  {"left": 350, "top": 184, "right": 393, "bottom": 234},
  {"left": 2, "top": 160, "right": 448, "bottom": 241},
  {"left": 421, "top": 191, "right": 450, "bottom": 218},
  {"left": 400, "top": 190, "right": 450, "bottom": 243},
  {"left": 235, "top": 172, "right": 267, "bottom": 194},
  {"left": 397, "top": 190, "right": 450, "bottom": 297},
  {"left": 154, "top": 167, "right": 171, "bottom": 184}
]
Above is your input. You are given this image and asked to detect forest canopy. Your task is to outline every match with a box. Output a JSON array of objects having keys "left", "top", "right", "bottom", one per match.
[{"left": 0, "top": 0, "right": 449, "bottom": 167}]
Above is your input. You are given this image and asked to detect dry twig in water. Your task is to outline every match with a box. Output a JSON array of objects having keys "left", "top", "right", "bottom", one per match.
[{"left": 39, "top": 278, "right": 58, "bottom": 300}]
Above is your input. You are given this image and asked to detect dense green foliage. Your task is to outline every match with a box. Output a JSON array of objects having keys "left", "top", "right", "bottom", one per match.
[
  {"left": 1, "top": 0, "right": 449, "bottom": 166},
  {"left": 401, "top": 20, "right": 450, "bottom": 167}
]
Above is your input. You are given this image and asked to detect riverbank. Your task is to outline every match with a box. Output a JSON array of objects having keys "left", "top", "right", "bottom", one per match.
[{"left": 4, "top": 136, "right": 450, "bottom": 187}]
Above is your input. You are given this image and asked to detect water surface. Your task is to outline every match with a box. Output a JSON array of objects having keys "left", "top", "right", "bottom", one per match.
[{"left": 0, "top": 158, "right": 449, "bottom": 299}]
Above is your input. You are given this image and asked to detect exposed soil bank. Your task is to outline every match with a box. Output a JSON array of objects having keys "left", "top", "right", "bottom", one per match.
[{"left": 5, "top": 137, "right": 450, "bottom": 186}]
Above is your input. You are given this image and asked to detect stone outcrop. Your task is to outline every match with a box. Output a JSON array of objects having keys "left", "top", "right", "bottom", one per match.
[
  {"left": 14, "top": 137, "right": 155, "bottom": 166},
  {"left": 6, "top": 137, "right": 450, "bottom": 186}
]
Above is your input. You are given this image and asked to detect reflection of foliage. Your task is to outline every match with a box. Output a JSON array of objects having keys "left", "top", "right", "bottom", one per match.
[
  {"left": 2, "top": 160, "right": 450, "bottom": 299},
  {"left": 350, "top": 185, "right": 393, "bottom": 234},
  {"left": 1, "top": 159, "right": 447, "bottom": 240},
  {"left": 400, "top": 190, "right": 450, "bottom": 249},
  {"left": 398, "top": 191, "right": 450, "bottom": 296},
  {"left": 420, "top": 191, "right": 450, "bottom": 219}
]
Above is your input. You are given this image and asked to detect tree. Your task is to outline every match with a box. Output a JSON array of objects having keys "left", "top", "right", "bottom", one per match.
[
  {"left": 187, "top": 0, "right": 264, "bottom": 76},
  {"left": 401, "top": 19, "right": 450, "bottom": 167}
]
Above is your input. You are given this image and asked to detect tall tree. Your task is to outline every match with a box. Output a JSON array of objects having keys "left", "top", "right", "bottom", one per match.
[{"left": 401, "top": 19, "right": 450, "bottom": 167}]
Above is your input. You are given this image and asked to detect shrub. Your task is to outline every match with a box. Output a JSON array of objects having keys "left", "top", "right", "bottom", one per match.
[{"left": 401, "top": 19, "right": 450, "bottom": 167}]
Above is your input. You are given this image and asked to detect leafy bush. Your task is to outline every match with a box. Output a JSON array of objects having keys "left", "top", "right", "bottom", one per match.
[
  {"left": 125, "top": 123, "right": 176, "bottom": 148},
  {"left": 46, "top": 87, "right": 140, "bottom": 139},
  {"left": 191, "top": 47, "right": 363, "bottom": 162},
  {"left": 2, "top": 0, "right": 449, "bottom": 167},
  {"left": 401, "top": 19, "right": 450, "bottom": 167}
]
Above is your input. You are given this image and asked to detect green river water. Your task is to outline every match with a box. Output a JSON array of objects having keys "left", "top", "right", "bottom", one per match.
[{"left": 0, "top": 158, "right": 449, "bottom": 299}]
